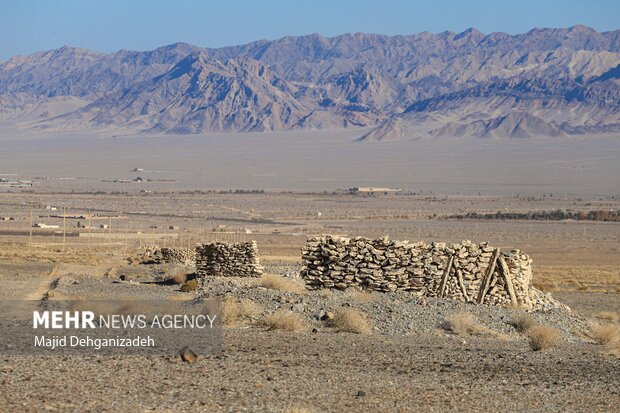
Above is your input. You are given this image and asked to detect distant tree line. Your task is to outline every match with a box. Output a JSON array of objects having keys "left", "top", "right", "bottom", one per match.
[{"left": 447, "top": 209, "right": 620, "bottom": 222}]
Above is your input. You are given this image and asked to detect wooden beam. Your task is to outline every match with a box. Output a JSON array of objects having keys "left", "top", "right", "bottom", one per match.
[
  {"left": 498, "top": 256, "right": 518, "bottom": 304},
  {"left": 477, "top": 248, "right": 500, "bottom": 304},
  {"left": 456, "top": 268, "right": 470, "bottom": 302},
  {"left": 439, "top": 255, "right": 454, "bottom": 298}
]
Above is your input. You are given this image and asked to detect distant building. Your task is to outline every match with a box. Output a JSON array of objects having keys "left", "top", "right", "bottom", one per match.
[
  {"left": 348, "top": 187, "right": 403, "bottom": 194},
  {"left": 33, "top": 223, "right": 59, "bottom": 229}
]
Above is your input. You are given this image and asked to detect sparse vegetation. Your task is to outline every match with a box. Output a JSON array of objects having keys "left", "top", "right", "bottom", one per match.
[
  {"left": 282, "top": 407, "right": 314, "bottom": 413},
  {"left": 261, "top": 309, "right": 307, "bottom": 332},
  {"left": 163, "top": 266, "right": 187, "bottom": 284},
  {"left": 443, "top": 313, "right": 507, "bottom": 339},
  {"left": 318, "top": 289, "right": 332, "bottom": 298},
  {"left": 593, "top": 311, "right": 619, "bottom": 323},
  {"left": 587, "top": 320, "right": 620, "bottom": 358},
  {"left": 221, "top": 298, "right": 262, "bottom": 326},
  {"left": 527, "top": 325, "right": 562, "bottom": 351},
  {"left": 588, "top": 323, "right": 620, "bottom": 346},
  {"left": 329, "top": 309, "right": 372, "bottom": 334},
  {"left": 179, "top": 279, "right": 198, "bottom": 292},
  {"left": 348, "top": 289, "right": 377, "bottom": 302},
  {"left": 258, "top": 275, "right": 306, "bottom": 294},
  {"left": 448, "top": 209, "right": 620, "bottom": 222},
  {"left": 512, "top": 314, "right": 537, "bottom": 333}
]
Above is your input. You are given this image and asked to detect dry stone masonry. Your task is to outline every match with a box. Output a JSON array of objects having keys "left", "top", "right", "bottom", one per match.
[
  {"left": 160, "top": 247, "right": 196, "bottom": 266},
  {"left": 195, "top": 241, "right": 264, "bottom": 278},
  {"left": 301, "top": 235, "right": 541, "bottom": 308}
]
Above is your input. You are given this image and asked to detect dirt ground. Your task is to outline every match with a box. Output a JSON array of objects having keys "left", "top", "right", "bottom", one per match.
[{"left": 0, "top": 191, "right": 618, "bottom": 412}]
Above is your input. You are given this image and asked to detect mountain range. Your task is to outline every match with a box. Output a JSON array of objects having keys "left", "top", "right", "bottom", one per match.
[{"left": 0, "top": 25, "right": 619, "bottom": 139}]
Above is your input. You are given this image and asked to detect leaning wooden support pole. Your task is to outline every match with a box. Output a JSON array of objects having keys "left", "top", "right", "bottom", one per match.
[
  {"left": 438, "top": 255, "right": 454, "bottom": 298},
  {"left": 456, "top": 269, "right": 470, "bottom": 302},
  {"left": 477, "top": 248, "right": 501, "bottom": 304},
  {"left": 498, "top": 256, "right": 518, "bottom": 304}
]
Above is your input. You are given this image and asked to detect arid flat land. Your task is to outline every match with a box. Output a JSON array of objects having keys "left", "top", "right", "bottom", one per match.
[
  {"left": 0, "top": 130, "right": 619, "bottom": 196},
  {"left": 1, "top": 191, "right": 618, "bottom": 291},
  {"left": 0, "top": 189, "right": 618, "bottom": 412},
  {"left": 0, "top": 130, "right": 618, "bottom": 412}
]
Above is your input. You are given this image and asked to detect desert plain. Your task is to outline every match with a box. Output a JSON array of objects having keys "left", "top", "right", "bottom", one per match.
[{"left": 0, "top": 131, "right": 618, "bottom": 412}]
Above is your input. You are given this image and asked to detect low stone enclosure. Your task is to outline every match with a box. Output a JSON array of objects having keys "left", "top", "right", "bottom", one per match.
[
  {"left": 160, "top": 247, "right": 196, "bottom": 266},
  {"left": 195, "top": 241, "right": 264, "bottom": 277},
  {"left": 163, "top": 235, "right": 555, "bottom": 309},
  {"left": 300, "top": 235, "right": 538, "bottom": 308}
]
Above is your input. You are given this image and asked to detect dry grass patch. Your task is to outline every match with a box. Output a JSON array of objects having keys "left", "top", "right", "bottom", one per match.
[
  {"left": 258, "top": 275, "right": 306, "bottom": 294},
  {"left": 282, "top": 407, "right": 314, "bottom": 413},
  {"left": 588, "top": 323, "right": 620, "bottom": 345},
  {"left": 443, "top": 313, "right": 507, "bottom": 339},
  {"left": 589, "top": 322, "right": 620, "bottom": 358},
  {"left": 163, "top": 266, "right": 188, "bottom": 284},
  {"left": 512, "top": 314, "right": 537, "bottom": 333},
  {"left": 527, "top": 325, "right": 562, "bottom": 351},
  {"left": 179, "top": 279, "right": 199, "bottom": 292},
  {"left": 221, "top": 298, "right": 262, "bottom": 326},
  {"left": 593, "top": 311, "right": 619, "bottom": 323},
  {"left": 348, "top": 289, "right": 377, "bottom": 302},
  {"left": 318, "top": 289, "right": 332, "bottom": 298},
  {"left": 261, "top": 309, "right": 307, "bottom": 332},
  {"left": 329, "top": 309, "right": 372, "bottom": 334}
]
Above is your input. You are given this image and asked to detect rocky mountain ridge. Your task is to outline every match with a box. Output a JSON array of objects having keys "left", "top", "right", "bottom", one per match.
[{"left": 0, "top": 25, "right": 618, "bottom": 138}]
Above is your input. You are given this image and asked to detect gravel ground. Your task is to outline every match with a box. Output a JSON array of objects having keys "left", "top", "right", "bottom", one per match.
[
  {"left": 1, "top": 265, "right": 618, "bottom": 412},
  {"left": 41, "top": 264, "right": 596, "bottom": 342},
  {"left": 1, "top": 329, "right": 619, "bottom": 412}
]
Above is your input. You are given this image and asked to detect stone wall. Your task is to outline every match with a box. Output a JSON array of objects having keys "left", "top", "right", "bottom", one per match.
[
  {"left": 195, "top": 241, "right": 264, "bottom": 277},
  {"left": 160, "top": 247, "right": 196, "bottom": 266},
  {"left": 301, "top": 235, "right": 535, "bottom": 308}
]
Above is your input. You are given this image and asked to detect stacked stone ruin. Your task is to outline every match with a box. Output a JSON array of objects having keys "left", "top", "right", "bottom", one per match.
[
  {"left": 195, "top": 241, "right": 264, "bottom": 277},
  {"left": 160, "top": 247, "right": 196, "bottom": 266},
  {"left": 301, "top": 235, "right": 536, "bottom": 308}
]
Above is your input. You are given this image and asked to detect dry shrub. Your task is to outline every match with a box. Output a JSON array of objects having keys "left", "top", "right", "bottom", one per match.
[
  {"left": 443, "top": 313, "right": 506, "bottom": 339},
  {"left": 590, "top": 319, "right": 620, "bottom": 359},
  {"left": 329, "top": 309, "right": 372, "bottom": 334},
  {"left": 607, "top": 341, "right": 620, "bottom": 358},
  {"left": 179, "top": 279, "right": 198, "bottom": 292},
  {"left": 527, "top": 325, "right": 562, "bottom": 351},
  {"left": 258, "top": 275, "right": 306, "bottom": 294},
  {"left": 221, "top": 298, "right": 262, "bottom": 326},
  {"left": 512, "top": 314, "right": 537, "bottom": 333},
  {"left": 282, "top": 407, "right": 314, "bottom": 413},
  {"left": 318, "top": 289, "right": 332, "bottom": 298},
  {"left": 262, "top": 309, "right": 307, "bottom": 332},
  {"left": 588, "top": 323, "right": 620, "bottom": 345},
  {"left": 164, "top": 266, "right": 188, "bottom": 284},
  {"left": 348, "top": 289, "right": 377, "bottom": 302},
  {"left": 594, "top": 311, "right": 620, "bottom": 323}
]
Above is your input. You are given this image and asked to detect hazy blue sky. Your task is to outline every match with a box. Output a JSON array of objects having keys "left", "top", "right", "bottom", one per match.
[{"left": 2, "top": 0, "right": 618, "bottom": 60}]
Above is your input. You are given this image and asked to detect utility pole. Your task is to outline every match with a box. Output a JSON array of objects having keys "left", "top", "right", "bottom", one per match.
[
  {"left": 124, "top": 219, "right": 129, "bottom": 253},
  {"left": 28, "top": 204, "right": 33, "bottom": 252},
  {"left": 62, "top": 207, "right": 66, "bottom": 251}
]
